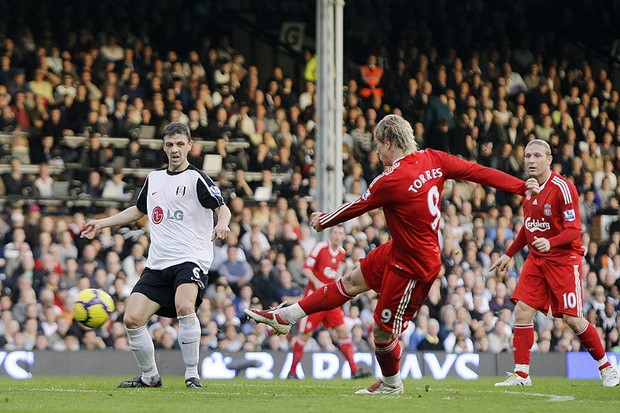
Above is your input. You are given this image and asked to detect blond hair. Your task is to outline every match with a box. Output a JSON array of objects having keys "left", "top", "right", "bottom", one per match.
[
  {"left": 525, "top": 139, "right": 551, "bottom": 156},
  {"left": 375, "top": 114, "right": 417, "bottom": 152}
]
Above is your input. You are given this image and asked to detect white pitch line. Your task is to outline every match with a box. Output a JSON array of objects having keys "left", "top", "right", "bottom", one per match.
[
  {"left": 24, "top": 388, "right": 98, "bottom": 393},
  {"left": 500, "top": 391, "right": 574, "bottom": 402},
  {"left": 440, "top": 387, "right": 574, "bottom": 402},
  {"left": 20, "top": 385, "right": 575, "bottom": 402}
]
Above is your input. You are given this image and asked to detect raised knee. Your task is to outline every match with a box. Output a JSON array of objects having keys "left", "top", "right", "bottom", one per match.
[
  {"left": 373, "top": 325, "right": 396, "bottom": 343},
  {"left": 123, "top": 313, "right": 145, "bottom": 330},
  {"left": 176, "top": 302, "right": 195, "bottom": 317}
]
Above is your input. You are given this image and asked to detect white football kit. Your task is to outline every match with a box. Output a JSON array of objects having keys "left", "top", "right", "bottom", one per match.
[{"left": 136, "top": 165, "right": 225, "bottom": 273}]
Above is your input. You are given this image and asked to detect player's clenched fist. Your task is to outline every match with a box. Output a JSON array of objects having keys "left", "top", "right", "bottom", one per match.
[
  {"left": 81, "top": 221, "right": 102, "bottom": 239},
  {"left": 310, "top": 212, "right": 325, "bottom": 232}
]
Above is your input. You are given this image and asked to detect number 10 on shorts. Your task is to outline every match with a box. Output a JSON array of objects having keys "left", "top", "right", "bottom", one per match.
[{"left": 562, "top": 292, "right": 577, "bottom": 309}]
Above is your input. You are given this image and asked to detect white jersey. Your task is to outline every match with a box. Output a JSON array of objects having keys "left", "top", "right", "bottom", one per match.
[{"left": 136, "top": 165, "right": 225, "bottom": 273}]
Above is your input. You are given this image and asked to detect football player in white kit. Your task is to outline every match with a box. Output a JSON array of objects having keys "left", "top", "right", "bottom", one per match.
[{"left": 81, "top": 122, "right": 231, "bottom": 388}]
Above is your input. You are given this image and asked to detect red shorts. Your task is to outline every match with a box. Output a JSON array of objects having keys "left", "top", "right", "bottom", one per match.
[
  {"left": 298, "top": 307, "right": 346, "bottom": 333},
  {"left": 298, "top": 285, "right": 346, "bottom": 333},
  {"left": 360, "top": 241, "right": 435, "bottom": 335},
  {"left": 511, "top": 254, "right": 584, "bottom": 318}
]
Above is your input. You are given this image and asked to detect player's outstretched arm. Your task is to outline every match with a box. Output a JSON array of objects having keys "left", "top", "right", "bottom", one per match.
[
  {"left": 81, "top": 206, "right": 145, "bottom": 239},
  {"left": 211, "top": 204, "right": 232, "bottom": 241},
  {"left": 489, "top": 226, "right": 528, "bottom": 274},
  {"left": 440, "top": 151, "right": 535, "bottom": 196},
  {"left": 489, "top": 254, "right": 512, "bottom": 273}
]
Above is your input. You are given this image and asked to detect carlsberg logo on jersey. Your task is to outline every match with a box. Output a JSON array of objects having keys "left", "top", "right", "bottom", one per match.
[
  {"left": 151, "top": 206, "right": 185, "bottom": 224},
  {"left": 408, "top": 168, "right": 443, "bottom": 193},
  {"left": 525, "top": 217, "right": 551, "bottom": 232}
]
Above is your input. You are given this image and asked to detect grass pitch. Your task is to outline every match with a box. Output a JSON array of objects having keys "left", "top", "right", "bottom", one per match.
[{"left": 0, "top": 376, "right": 618, "bottom": 413}]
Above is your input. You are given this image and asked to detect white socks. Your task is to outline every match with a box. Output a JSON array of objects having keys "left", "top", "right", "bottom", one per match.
[
  {"left": 279, "top": 303, "right": 307, "bottom": 324},
  {"left": 178, "top": 313, "right": 201, "bottom": 380},
  {"left": 382, "top": 373, "right": 403, "bottom": 388},
  {"left": 515, "top": 364, "right": 530, "bottom": 375},
  {"left": 126, "top": 325, "right": 159, "bottom": 382},
  {"left": 597, "top": 356, "right": 609, "bottom": 368},
  {"left": 127, "top": 314, "right": 201, "bottom": 382}
]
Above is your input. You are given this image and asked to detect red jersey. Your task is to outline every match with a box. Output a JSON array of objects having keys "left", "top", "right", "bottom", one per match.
[
  {"left": 319, "top": 149, "right": 527, "bottom": 282},
  {"left": 303, "top": 240, "right": 346, "bottom": 292},
  {"left": 520, "top": 171, "right": 584, "bottom": 261}
]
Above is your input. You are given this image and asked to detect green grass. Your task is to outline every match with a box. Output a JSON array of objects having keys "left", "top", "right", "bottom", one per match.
[{"left": 0, "top": 376, "right": 618, "bottom": 413}]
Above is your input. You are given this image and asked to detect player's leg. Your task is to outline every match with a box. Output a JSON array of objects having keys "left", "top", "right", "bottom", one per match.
[
  {"left": 174, "top": 263, "right": 208, "bottom": 388},
  {"left": 120, "top": 290, "right": 162, "bottom": 388},
  {"left": 244, "top": 242, "right": 390, "bottom": 334},
  {"left": 284, "top": 265, "right": 368, "bottom": 322},
  {"left": 281, "top": 241, "right": 389, "bottom": 321},
  {"left": 495, "top": 258, "right": 546, "bottom": 387},
  {"left": 564, "top": 314, "right": 619, "bottom": 387},
  {"left": 542, "top": 259, "right": 618, "bottom": 386},
  {"left": 495, "top": 300, "right": 536, "bottom": 386},
  {"left": 551, "top": 260, "right": 619, "bottom": 387},
  {"left": 333, "top": 323, "right": 370, "bottom": 378},
  {"left": 357, "top": 271, "right": 433, "bottom": 395},
  {"left": 288, "top": 330, "right": 312, "bottom": 378},
  {"left": 244, "top": 265, "right": 368, "bottom": 334}
]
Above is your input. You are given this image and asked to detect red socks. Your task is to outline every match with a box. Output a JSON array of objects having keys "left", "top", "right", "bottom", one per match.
[
  {"left": 339, "top": 338, "right": 359, "bottom": 374},
  {"left": 577, "top": 323, "right": 609, "bottom": 369},
  {"left": 513, "top": 324, "right": 534, "bottom": 369},
  {"left": 374, "top": 338, "right": 401, "bottom": 377},
  {"left": 289, "top": 338, "right": 306, "bottom": 375},
  {"left": 298, "top": 279, "right": 354, "bottom": 315}
]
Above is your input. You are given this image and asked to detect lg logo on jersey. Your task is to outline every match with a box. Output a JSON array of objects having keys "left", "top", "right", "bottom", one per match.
[{"left": 151, "top": 206, "right": 185, "bottom": 224}]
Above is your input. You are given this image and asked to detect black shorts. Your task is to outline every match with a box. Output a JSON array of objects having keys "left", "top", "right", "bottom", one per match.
[{"left": 132, "top": 262, "right": 209, "bottom": 318}]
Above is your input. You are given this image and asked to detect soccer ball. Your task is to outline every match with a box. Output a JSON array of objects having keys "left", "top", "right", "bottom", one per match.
[{"left": 73, "top": 288, "right": 115, "bottom": 329}]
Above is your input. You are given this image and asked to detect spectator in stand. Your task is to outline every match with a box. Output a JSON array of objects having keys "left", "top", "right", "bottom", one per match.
[
  {"left": 359, "top": 55, "right": 384, "bottom": 104},
  {"left": 303, "top": 49, "right": 317, "bottom": 84},
  {"left": 33, "top": 162, "right": 54, "bottom": 197},
  {"left": 80, "top": 170, "right": 104, "bottom": 199},
  {"left": 250, "top": 258, "right": 279, "bottom": 309},
  {"left": 79, "top": 133, "right": 110, "bottom": 172},
  {"left": 29, "top": 69, "right": 55, "bottom": 105},
  {"left": 2, "top": 157, "right": 31, "bottom": 196},
  {"left": 206, "top": 107, "right": 232, "bottom": 141},
  {"left": 417, "top": 318, "right": 443, "bottom": 351},
  {"left": 218, "top": 244, "right": 253, "bottom": 295}
]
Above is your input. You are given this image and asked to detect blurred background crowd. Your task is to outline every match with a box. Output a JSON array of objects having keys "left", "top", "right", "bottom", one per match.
[{"left": 0, "top": 0, "right": 619, "bottom": 357}]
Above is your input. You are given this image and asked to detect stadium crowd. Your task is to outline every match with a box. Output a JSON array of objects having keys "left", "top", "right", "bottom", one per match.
[{"left": 0, "top": 1, "right": 619, "bottom": 359}]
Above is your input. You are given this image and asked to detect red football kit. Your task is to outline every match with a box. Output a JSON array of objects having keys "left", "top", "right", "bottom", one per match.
[
  {"left": 508, "top": 171, "right": 585, "bottom": 317},
  {"left": 298, "top": 240, "right": 347, "bottom": 333},
  {"left": 318, "top": 149, "right": 528, "bottom": 333}
]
